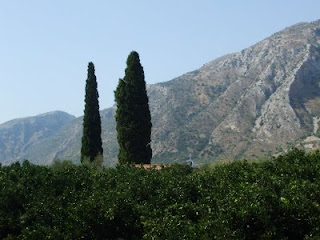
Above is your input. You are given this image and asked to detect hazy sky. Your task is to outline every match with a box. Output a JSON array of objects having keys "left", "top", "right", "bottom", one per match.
[{"left": 0, "top": 0, "right": 319, "bottom": 124}]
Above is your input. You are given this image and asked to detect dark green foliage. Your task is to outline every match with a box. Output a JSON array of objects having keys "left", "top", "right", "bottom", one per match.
[
  {"left": 115, "top": 51, "right": 152, "bottom": 164},
  {"left": 1, "top": 149, "right": 320, "bottom": 239},
  {"left": 81, "top": 62, "right": 103, "bottom": 165}
]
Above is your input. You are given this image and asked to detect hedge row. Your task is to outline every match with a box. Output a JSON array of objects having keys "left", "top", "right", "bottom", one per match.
[{"left": 1, "top": 149, "right": 320, "bottom": 239}]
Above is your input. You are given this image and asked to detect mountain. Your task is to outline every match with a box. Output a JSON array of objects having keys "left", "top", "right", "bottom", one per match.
[
  {"left": 149, "top": 20, "right": 320, "bottom": 163},
  {"left": 2, "top": 20, "right": 320, "bottom": 166},
  {"left": 0, "top": 111, "right": 76, "bottom": 165},
  {"left": 20, "top": 108, "right": 118, "bottom": 165}
]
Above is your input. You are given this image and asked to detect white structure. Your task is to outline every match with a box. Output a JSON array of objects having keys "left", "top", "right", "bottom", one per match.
[{"left": 186, "top": 153, "right": 196, "bottom": 167}]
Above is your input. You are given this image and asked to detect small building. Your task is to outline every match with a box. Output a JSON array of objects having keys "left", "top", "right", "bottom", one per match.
[{"left": 134, "top": 164, "right": 170, "bottom": 170}]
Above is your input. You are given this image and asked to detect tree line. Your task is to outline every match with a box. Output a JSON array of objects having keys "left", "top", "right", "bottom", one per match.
[{"left": 81, "top": 51, "right": 152, "bottom": 166}]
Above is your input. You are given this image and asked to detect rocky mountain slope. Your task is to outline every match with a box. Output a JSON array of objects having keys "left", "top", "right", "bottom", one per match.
[
  {"left": 2, "top": 20, "right": 320, "bottom": 166},
  {"left": 20, "top": 108, "right": 118, "bottom": 165},
  {"left": 148, "top": 20, "right": 320, "bottom": 164},
  {"left": 0, "top": 111, "right": 75, "bottom": 165}
]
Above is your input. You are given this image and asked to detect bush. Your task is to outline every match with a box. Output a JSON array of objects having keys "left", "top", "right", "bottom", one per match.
[{"left": 0, "top": 150, "right": 320, "bottom": 239}]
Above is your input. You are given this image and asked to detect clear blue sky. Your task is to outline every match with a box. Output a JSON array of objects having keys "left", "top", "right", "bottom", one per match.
[{"left": 0, "top": 0, "right": 319, "bottom": 124}]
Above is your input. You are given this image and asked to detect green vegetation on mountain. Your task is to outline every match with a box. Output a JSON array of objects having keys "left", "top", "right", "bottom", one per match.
[
  {"left": 1, "top": 149, "right": 320, "bottom": 239},
  {"left": 81, "top": 62, "right": 103, "bottom": 165},
  {"left": 115, "top": 51, "right": 152, "bottom": 164}
]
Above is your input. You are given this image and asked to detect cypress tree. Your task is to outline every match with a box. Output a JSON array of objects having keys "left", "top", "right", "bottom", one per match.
[
  {"left": 81, "top": 62, "right": 103, "bottom": 165},
  {"left": 115, "top": 51, "right": 152, "bottom": 164}
]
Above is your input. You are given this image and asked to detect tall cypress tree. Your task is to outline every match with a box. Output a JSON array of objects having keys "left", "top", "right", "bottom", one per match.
[
  {"left": 115, "top": 51, "right": 152, "bottom": 164},
  {"left": 81, "top": 62, "right": 103, "bottom": 165}
]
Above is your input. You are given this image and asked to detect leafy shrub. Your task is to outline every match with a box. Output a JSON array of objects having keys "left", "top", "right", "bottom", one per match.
[{"left": 1, "top": 150, "right": 320, "bottom": 239}]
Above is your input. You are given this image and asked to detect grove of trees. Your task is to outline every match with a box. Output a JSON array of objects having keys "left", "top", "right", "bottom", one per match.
[
  {"left": 1, "top": 149, "right": 320, "bottom": 239},
  {"left": 9, "top": 53, "right": 318, "bottom": 239}
]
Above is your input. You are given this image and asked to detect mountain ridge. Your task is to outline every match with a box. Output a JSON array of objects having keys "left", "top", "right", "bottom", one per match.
[
  {"left": 0, "top": 111, "right": 76, "bottom": 165},
  {"left": 1, "top": 20, "right": 320, "bottom": 166}
]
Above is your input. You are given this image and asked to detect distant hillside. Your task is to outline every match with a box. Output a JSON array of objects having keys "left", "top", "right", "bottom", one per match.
[
  {"left": 21, "top": 108, "right": 118, "bottom": 166},
  {"left": 0, "top": 111, "right": 75, "bottom": 165},
  {"left": 2, "top": 20, "right": 320, "bottom": 166}
]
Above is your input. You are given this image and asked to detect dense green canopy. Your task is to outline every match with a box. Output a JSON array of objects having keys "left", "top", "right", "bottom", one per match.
[
  {"left": 1, "top": 149, "right": 320, "bottom": 239},
  {"left": 115, "top": 51, "right": 152, "bottom": 164}
]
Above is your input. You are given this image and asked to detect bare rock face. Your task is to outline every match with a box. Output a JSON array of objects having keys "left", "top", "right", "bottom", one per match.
[
  {"left": 148, "top": 20, "right": 320, "bottom": 163},
  {"left": 2, "top": 20, "right": 320, "bottom": 165}
]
